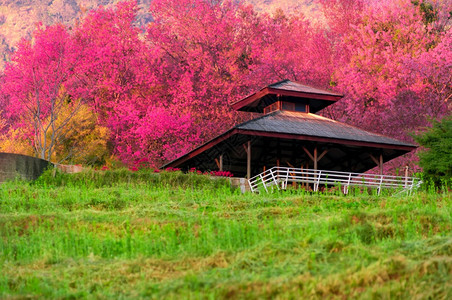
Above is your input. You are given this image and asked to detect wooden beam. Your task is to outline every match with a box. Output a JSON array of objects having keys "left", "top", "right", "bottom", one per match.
[
  {"left": 266, "top": 88, "right": 343, "bottom": 102},
  {"left": 317, "top": 149, "right": 328, "bottom": 162},
  {"left": 243, "top": 143, "right": 248, "bottom": 154},
  {"left": 379, "top": 154, "right": 383, "bottom": 175},
  {"left": 215, "top": 158, "right": 220, "bottom": 169},
  {"left": 302, "top": 146, "right": 315, "bottom": 162},
  {"left": 219, "top": 154, "right": 223, "bottom": 171},
  {"left": 370, "top": 154, "right": 384, "bottom": 175},
  {"left": 231, "top": 89, "right": 270, "bottom": 111},
  {"left": 370, "top": 154, "right": 379, "bottom": 166},
  {"left": 314, "top": 147, "right": 318, "bottom": 170},
  {"left": 304, "top": 147, "right": 327, "bottom": 165}
]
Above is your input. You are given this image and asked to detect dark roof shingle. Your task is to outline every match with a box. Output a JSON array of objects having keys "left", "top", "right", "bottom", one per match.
[
  {"left": 268, "top": 80, "right": 343, "bottom": 97},
  {"left": 231, "top": 79, "right": 343, "bottom": 113},
  {"left": 237, "top": 110, "right": 414, "bottom": 147}
]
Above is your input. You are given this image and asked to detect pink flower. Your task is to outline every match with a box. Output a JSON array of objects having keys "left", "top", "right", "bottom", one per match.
[{"left": 210, "top": 170, "right": 233, "bottom": 177}]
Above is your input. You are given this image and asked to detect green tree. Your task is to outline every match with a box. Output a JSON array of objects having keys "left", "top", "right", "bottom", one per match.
[{"left": 414, "top": 116, "right": 452, "bottom": 188}]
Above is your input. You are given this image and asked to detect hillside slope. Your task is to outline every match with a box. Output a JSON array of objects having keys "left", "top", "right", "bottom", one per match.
[
  {"left": 1, "top": 170, "right": 450, "bottom": 298},
  {"left": 0, "top": 0, "right": 318, "bottom": 69},
  {"left": 0, "top": 0, "right": 152, "bottom": 68}
]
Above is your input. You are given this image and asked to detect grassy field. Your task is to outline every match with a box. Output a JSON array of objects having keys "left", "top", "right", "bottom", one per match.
[{"left": 0, "top": 169, "right": 451, "bottom": 299}]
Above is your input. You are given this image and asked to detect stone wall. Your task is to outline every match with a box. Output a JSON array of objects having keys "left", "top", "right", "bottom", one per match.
[
  {"left": 55, "top": 164, "right": 83, "bottom": 174},
  {"left": 0, "top": 152, "right": 51, "bottom": 182},
  {"left": 229, "top": 177, "right": 250, "bottom": 193}
]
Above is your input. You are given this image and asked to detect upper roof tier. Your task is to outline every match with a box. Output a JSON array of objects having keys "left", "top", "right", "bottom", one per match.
[{"left": 231, "top": 79, "right": 344, "bottom": 114}]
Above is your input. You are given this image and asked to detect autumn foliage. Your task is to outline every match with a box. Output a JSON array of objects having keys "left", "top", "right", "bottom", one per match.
[{"left": 0, "top": 0, "right": 450, "bottom": 170}]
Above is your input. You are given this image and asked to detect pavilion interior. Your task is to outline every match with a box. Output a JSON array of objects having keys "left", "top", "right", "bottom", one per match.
[{"left": 175, "top": 133, "right": 410, "bottom": 178}]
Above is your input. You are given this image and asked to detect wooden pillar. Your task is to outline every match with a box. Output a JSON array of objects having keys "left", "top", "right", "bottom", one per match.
[
  {"left": 302, "top": 146, "right": 329, "bottom": 191},
  {"left": 313, "top": 147, "right": 318, "bottom": 171},
  {"left": 379, "top": 154, "right": 383, "bottom": 175},
  {"left": 370, "top": 154, "right": 384, "bottom": 175},
  {"left": 247, "top": 140, "right": 251, "bottom": 179},
  {"left": 300, "top": 164, "right": 304, "bottom": 189},
  {"left": 215, "top": 154, "right": 224, "bottom": 171},
  {"left": 303, "top": 146, "right": 328, "bottom": 171}
]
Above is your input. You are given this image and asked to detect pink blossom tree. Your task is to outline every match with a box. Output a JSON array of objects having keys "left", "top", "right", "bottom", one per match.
[
  {"left": 147, "top": 0, "right": 264, "bottom": 142},
  {"left": 0, "top": 24, "right": 82, "bottom": 161},
  {"left": 331, "top": 0, "right": 444, "bottom": 137},
  {"left": 1, "top": 0, "right": 449, "bottom": 171},
  {"left": 325, "top": 0, "right": 451, "bottom": 172}
]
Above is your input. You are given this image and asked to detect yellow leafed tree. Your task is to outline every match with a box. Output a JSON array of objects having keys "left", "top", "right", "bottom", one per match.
[
  {"left": 46, "top": 102, "right": 111, "bottom": 166},
  {"left": 0, "top": 103, "right": 111, "bottom": 166},
  {"left": 0, "top": 128, "right": 35, "bottom": 156}
]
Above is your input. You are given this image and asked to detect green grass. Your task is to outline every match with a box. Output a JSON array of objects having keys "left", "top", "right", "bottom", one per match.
[{"left": 0, "top": 169, "right": 451, "bottom": 299}]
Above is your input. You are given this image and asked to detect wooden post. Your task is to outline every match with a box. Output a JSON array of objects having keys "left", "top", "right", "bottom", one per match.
[
  {"left": 303, "top": 147, "right": 327, "bottom": 169},
  {"left": 301, "top": 164, "right": 304, "bottom": 189},
  {"left": 219, "top": 154, "right": 223, "bottom": 171},
  {"left": 302, "top": 147, "right": 313, "bottom": 189},
  {"left": 370, "top": 154, "right": 384, "bottom": 175},
  {"left": 379, "top": 154, "right": 383, "bottom": 175},
  {"left": 247, "top": 140, "right": 251, "bottom": 179},
  {"left": 302, "top": 147, "right": 328, "bottom": 191},
  {"left": 215, "top": 158, "right": 220, "bottom": 169},
  {"left": 318, "top": 150, "right": 328, "bottom": 164},
  {"left": 313, "top": 147, "right": 318, "bottom": 171}
]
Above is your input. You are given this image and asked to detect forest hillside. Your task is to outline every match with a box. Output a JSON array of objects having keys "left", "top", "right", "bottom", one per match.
[
  {"left": 0, "top": 0, "right": 450, "bottom": 171},
  {"left": 0, "top": 0, "right": 316, "bottom": 69}
]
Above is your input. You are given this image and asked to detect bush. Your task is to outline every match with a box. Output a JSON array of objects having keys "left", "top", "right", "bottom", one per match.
[{"left": 413, "top": 116, "right": 451, "bottom": 190}]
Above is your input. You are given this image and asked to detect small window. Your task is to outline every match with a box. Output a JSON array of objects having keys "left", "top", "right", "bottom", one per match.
[
  {"left": 263, "top": 101, "right": 309, "bottom": 114},
  {"left": 295, "top": 103, "right": 307, "bottom": 112},
  {"left": 281, "top": 101, "right": 308, "bottom": 113},
  {"left": 282, "top": 102, "right": 295, "bottom": 111}
]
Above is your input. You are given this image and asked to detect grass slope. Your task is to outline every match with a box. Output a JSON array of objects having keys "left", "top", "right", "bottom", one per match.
[{"left": 0, "top": 170, "right": 451, "bottom": 299}]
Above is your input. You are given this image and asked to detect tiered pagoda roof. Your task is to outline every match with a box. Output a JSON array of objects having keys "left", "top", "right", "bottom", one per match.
[{"left": 163, "top": 80, "right": 416, "bottom": 178}]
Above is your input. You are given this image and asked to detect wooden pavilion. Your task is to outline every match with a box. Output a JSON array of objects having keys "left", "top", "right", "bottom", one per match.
[{"left": 163, "top": 80, "right": 416, "bottom": 178}]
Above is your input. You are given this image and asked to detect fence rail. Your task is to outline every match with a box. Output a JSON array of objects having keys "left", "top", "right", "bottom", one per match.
[{"left": 248, "top": 167, "right": 421, "bottom": 195}]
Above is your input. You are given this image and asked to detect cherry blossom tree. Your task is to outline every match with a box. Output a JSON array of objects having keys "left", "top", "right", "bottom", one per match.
[
  {"left": 0, "top": 24, "right": 83, "bottom": 161},
  {"left": 0, "top": 0, "right": 449, "bottom": 171},
  {"left": 331, "top": 0, "right": 445, "bottom": 136}
]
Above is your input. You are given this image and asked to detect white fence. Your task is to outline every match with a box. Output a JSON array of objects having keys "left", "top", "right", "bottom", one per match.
[{"left": 248, "top": 166, "right": 422, "bottom": 195}]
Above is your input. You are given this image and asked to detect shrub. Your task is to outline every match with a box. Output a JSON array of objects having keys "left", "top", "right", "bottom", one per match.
[{"left": 413, "top": 116, "right": 452, "bottom": 190}]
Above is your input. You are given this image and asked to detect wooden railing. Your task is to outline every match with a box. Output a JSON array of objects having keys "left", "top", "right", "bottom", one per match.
[{"left": 248, "top": 167, "right": 422, "bottom": 195}]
